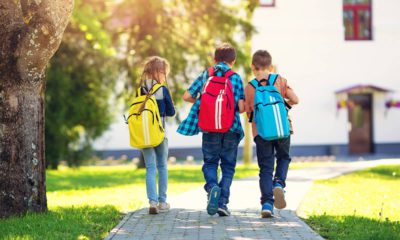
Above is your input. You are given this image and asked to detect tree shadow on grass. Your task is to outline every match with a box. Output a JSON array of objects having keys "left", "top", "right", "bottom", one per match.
[
  {"left": 0, "top": 205, "right": 121, "bottom": 240},
  {"left": 47, "top": 167, "right": 205, "bottom": 192},
  {"left": 304, "top": 214, "right": 400, "bottom": 240}
]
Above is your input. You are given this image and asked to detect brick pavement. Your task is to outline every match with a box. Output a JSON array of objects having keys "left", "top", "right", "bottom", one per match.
[
  {"left": 105, "top": 208, "right": 322, "bottom": 240},
  {"left": 105, "top": 159, "right": 399, "bottom": 240}
]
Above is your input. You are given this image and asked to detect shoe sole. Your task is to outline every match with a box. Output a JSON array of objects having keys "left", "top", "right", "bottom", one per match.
[
  {"left": 149, "top": 207, "right": 159, "bottom": 214},
  {"left": 261, "top": 210, "right": 272, "bottom": 218},
  {"left": 273, "top": 187, "right": 286, "bottom": 209},
  {"left": 207, "top": 187, "right": 221, "bottom": 215},
  {"left": 217, "top": 208, "right": 230, "bottom": 217}
]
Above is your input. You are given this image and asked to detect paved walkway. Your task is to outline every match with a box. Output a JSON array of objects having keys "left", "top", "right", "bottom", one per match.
[{"left": 105, "top": 159, "right": 399, "bottom": 240}]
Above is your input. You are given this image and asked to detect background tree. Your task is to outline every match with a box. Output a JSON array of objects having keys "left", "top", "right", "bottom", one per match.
[
  {"left": 242, "top": 0, "right": 259, "bottom": 165},
  {"left": 112, "top": 0, "right": 258, "bottom": 167},
  {"left": 45, "top": 0, "right": 118, "bottom": 169},
  {"left": 113, "top": 0, "right": 255, "bottom": 103},
  {"left": 43, "top": 0, "right": 259, "bottom": 169},
  {"left": 0, "top": 0, "right": 73, "bottom": 217}
]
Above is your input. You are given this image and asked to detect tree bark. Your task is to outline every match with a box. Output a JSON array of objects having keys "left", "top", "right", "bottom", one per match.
[{"left": 0, "top": 0, "right": 73, "bottom": 218}]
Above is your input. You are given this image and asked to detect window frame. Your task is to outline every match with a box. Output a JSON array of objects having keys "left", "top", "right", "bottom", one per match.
[
  {"left": 343, "top": 1, "right": 373, "bottom": 41},
  {"left": 259, "top": 0, "right": 276, "bottom": 7}
]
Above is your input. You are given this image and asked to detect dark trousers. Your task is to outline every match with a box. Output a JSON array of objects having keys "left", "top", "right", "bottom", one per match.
[
  {"left": 202, "top": 132, "right": 240, "bottom": 207},
  {"left": 254, "top": 135, "right": 291, "bottom": 205}
]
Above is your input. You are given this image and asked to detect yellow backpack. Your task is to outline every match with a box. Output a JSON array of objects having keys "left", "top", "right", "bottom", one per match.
[{"left": 125, "top": 84, "right": 165, "bottom": 148}]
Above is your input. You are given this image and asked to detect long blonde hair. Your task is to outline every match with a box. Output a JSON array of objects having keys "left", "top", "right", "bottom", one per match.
[
  {"left": 138, "top": 56, "right": 170, "bottom": 113},
  {"left": 140, "top": 56, "right": 170, "bottom": 87}
]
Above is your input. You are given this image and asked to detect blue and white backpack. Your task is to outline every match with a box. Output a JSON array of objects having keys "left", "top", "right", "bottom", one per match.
[{"left": 250, "top": 74, "right": 290, "bottom": 140}]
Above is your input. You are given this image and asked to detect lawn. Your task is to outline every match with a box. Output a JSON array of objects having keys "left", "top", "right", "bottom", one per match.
[
  {"left": 0, "top": 161, "right": 334, "bottom": 240},
  {"left": 0, "top": 164, "right": 260, "bottom": 240},
  {"left": 298, "top": 165, "right": 400, "bottom": 240}
]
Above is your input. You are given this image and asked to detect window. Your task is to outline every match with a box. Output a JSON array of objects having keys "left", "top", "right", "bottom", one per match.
[
  {"left": 343, "top": 0, "right": 372, "bottom": 40},
  {"left": 260, "top": 0, "right": 275, "bottom": 7}
]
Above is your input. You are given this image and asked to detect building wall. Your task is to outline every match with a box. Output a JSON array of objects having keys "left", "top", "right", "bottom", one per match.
[
  {"left": 252, "top": 0, "right": 400, "bottom": 146},
  {"left": 94, "top": 0, "right": 400, "bottom": 156}
]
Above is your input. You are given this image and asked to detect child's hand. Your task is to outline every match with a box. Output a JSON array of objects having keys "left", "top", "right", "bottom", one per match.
[
  {"left": 183, "top": 91, "right": 196, "bottom": 103},
  {"left": 238, "top": 99, "right": 245, "bottom": 113}
]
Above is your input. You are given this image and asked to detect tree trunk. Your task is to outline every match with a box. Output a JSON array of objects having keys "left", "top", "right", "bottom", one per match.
[
  {"left": 243, "top": 121, "right": 253, "bottom": 165},
  {"left": 0, "top": 0, "right": 73, "bottom": 218},
  {"left": 243, "top": 24, "right": 253, "bottom": 166}
]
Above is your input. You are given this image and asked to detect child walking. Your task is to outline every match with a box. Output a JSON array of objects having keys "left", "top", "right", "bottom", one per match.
[
  {"left": 178, "top": 43, "right": 245, "bottom": 216},
  {"left": 245, "top": 50, "right": 299, "bottom": 218},
  {"left": 138, "top": 56, "right": 175, "bottom": 214}
]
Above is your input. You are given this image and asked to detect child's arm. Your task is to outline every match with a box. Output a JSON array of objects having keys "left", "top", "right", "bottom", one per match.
[
  {"left": 280, "top": 76, "right": 299, "bottom": 106},
  {"left": 183, "top": 91, "right": 196, "bottom": 103},
  {"left": 164, "top": 87, "right": 176, "bottom": 117},
  {"left": 285, "top": 87, "right": 299, "bottom": 106},
  {"left": 244, "top": 85, "right": 254, "bottom": 118},
  {"left": 238, "top": 99, "right": 245, "bottom": 113},
  {"left": 237, "top": 74, "right": 246, "bottom": 114},
  {"left": 182, "top": 70, "right": 208, "bottom": 103}
]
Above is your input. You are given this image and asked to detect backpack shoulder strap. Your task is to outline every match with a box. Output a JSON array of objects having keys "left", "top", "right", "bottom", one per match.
[
  {"left": 224, "top": 70, "right": 235, "bottom": 79},
  {"left": 248, "top": 79, "right": 259, "bottom": 123},
  {"left": 208, "top": 67, "right": 215, "bottom": 77},
  {"left": 137, "top": 86, "right": 143, "bottom": 97},
  {"left": 269, "top": 74, "right": 279, "bottom": 86},
  {"left": 137, "top": 81, "right": 163, "bottom": 96},
  {"left": 249, "top": 79, "right": 258, "bottom": 89},
  {"left": 151, "top": 83, "right": 163, "bottom": 94}
]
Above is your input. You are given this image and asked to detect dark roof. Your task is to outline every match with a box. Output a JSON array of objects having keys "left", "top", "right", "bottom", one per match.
[{"left": 335, "top": 84, "right": 392, "bottom": 94}]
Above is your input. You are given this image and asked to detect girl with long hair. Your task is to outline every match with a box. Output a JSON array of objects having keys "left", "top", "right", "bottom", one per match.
[{"left": 138, "top": 56, "right": 175, "bottom": 214}]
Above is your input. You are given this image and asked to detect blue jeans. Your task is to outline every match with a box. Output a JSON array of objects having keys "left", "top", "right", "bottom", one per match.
[
  {"left": 142, "top": 138, "right": 168, "bottom": 203},
  {"left": 254, "top": 135, "right": 291, "bottom": 205},
  {"left": 202, "top": 132, "right": 240, "bottom": 207}
]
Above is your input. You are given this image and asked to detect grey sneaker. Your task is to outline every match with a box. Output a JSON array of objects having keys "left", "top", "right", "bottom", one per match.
[
  {"left": 157, "top": 202, "right": 170, "bottom": 212},
  {"left": 149, "top": 202, "right": 159, "bottom": 214}
]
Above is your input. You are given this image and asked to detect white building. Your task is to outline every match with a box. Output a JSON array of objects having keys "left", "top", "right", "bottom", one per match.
[
  {"left": 94, "top": 0, "right": 400, "bottom": 158},
  {"left": 251, "top": 0, "right": 400, "bottom": 155}
]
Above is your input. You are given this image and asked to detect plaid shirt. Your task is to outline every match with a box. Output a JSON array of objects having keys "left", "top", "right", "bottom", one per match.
[{"left": 177, "top": 62, "right": 245, "bottom": 140}]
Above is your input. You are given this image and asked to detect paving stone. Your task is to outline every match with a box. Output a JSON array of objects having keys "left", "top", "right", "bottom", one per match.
[{"left": 106, "top": 160, "right": 397, "bottom": 239}]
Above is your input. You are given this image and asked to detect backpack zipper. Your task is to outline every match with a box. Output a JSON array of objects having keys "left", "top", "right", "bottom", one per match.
[
  {"left": 125, "top": 109, "right": 155, "bottom": 125},
  {"left": 130, "top": 98, "right": 156, "bottom": 107}
]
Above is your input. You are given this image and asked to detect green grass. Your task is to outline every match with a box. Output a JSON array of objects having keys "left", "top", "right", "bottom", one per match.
[
  {"left": 0, "top": 161, "right": 336, "bottom": 240},
  {"left": 0, "top": 164, "right": 260, "bottom": 240},
  {"left": 299, "top": 165, "right": 400, "bottom": 240},
  {"left": 0, "top": 206, "right": 120, "bottom": 240}
]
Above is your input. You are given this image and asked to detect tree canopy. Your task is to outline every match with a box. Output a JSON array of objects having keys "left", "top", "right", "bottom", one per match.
[
  {"left": 45, "top": 0, "right": 259, "bottom": 167},
  {"left": 45, "top": 0, "right": 117, "bottom": 168},
  {"left": 113, "top": 0, "right": 258, "bottom": 109}
]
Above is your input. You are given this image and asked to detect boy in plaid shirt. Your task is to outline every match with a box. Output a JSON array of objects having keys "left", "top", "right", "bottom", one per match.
[{"left": 178, "top": 43, "right": 245, "bottom": 216}]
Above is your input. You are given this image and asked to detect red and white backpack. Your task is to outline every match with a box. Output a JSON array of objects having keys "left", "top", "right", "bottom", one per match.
[{"left": 198, "top": 67, "right": 235, "bottom": 133}]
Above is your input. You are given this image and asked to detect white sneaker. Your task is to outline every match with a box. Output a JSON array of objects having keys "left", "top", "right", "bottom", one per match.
[
  {"left": 149, "top": 202, "right": 159, "bottom": 214},
  {"left": 157, "top": 202, "right": 170, "bottom": 212}
]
